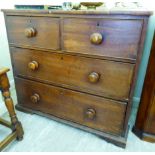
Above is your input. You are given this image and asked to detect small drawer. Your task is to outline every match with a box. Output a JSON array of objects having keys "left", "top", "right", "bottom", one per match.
[
  {"left": 15, "top": 77, "right": 127, "bottom": 135},
  {"left": 5, "top": 16, "right": 60, "bottom": 50},
  {"left": 62, "top": 18, "right": 143, "bottom": 60},
  {"left": 11, "top": 47, "right": 134, "bottom": 101}
]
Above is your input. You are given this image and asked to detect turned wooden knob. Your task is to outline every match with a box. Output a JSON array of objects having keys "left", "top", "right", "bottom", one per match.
[
  {"left": 85, "top": 108, "right": 96, "bottom": 119},
  {"left": 28, "top": 61, "right": 39, "bottom": 71},
  {"left": 25, "top": 27, "right": 36, "bottom": 38},
  {"left": 30, "top": 94, "right": 40, "bottom": 104},
  {"left": 90, "top": 33, "right": 103, "bottom": 45},
  {"left": 88, "top": 72, "right": 100, "bottom": 83}
]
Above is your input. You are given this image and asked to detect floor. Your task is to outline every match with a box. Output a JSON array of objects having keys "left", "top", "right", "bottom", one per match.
[{"left": 0, "top": 109, "right": 155, "bottom": 152}]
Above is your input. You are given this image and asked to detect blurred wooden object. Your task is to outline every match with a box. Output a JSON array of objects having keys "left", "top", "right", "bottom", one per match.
[
  {"left": 0, "top": 67, "right": 24, "bottom": 151},
  {"left": 133, "top": 31, "right": 155, "bottom": 142}
]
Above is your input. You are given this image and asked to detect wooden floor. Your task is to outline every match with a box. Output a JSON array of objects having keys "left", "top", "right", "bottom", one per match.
[{"left": 0, "top": 110, "right": 155, "bottom": 152}]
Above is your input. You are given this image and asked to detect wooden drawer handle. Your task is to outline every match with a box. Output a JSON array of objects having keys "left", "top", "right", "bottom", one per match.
[
  {"left": 30, "top": 94, "right": 40, "bottom": 104},
  {"left": 85, "top": 108, "right": 96, "bottom": 119},
  {"left": 25, "top": 27, "right": 36, "bottom": 38},
  {"left": 28, "top": 61, "right": 39, "bottom": 71},
  {"left": 88, "top": 72, "right": 100, "bottom": 83},
  {"left": 90, "top": 33, "right": 103, "bottom": 45}
]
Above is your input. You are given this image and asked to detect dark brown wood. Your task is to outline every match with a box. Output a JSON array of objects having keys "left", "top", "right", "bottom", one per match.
[
  {"left": 15, "top": 104, "right": 129, "bottom": 148},
  {"left": 133, "top": 31, "right": 155, "bottom": 142},
  {"left": 0, "top": 68, "right": 24, "bottom": 151},
  {"left": 123, "top": 17, "right": 149, "bottom": 136},
  {"left": 5, "top": 16, "right": 60, "bottom": 50},
  {"left": 15, "top": 77, "right": 126, "bottom": 136},
  {"left": 11, "top": 47, "right": 134, "bottom": 101},
  {"left": 62, "top": 18, "right": 143, "bottom": 60},
  {"left": 2, "top": 9, "right": 151, "bottom": 148}
]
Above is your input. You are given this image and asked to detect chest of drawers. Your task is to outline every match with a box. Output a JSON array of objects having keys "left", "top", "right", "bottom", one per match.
[{"left": 2, "top": 9, "right": 152, "bottom": 148}]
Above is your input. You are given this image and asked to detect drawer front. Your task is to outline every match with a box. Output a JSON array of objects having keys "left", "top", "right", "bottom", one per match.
[
  {"left": 62, "top": 18, "right": 143, "bottom": 60},
  {"left": 12, "top": 47, "right": 134, "bottom": 101},
  {"left": 15, "top": 77, "right": 127, "bottom": 135},
  {"left": 5, "top": 16, "right": 60, "bottom": 50}
]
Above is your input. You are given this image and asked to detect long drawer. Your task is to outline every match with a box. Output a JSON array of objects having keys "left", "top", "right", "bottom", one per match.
[
  {"left": 5, "top": 16, "right": 60, "bottom": 50},
  {"left": 62, "top": 18, "right": 143, "bottom": 60},
  {"left": 11, "top": 47, "right": 134, "bottom": 101},
  {"left": 15, "top": 77, "right": 127, "bottom": 135}
]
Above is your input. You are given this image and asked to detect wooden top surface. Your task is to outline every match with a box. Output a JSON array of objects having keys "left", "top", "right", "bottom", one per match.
[{"left": 2, "top": 9, "right": 153, "bottom": 16}]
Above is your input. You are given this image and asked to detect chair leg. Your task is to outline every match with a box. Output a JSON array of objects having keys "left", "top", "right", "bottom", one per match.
[
  {"left": 2, "top": 90, "right": 24, "bottom": 140},
  {"left": 0, "top": 73, "right": 24, "bottom": 141}
]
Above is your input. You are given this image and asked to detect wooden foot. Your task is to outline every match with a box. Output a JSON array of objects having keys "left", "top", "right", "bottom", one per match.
[{"left": 132, "top": 126, "right": 155, "bottom": 143}]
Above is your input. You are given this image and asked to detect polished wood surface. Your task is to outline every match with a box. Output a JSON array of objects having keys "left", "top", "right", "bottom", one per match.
[
  {"left": 133, "top": 31, "right": 155, "bottom": 142},
  {"left": 15, "top": 77, "right": 126, "bottom": 135},
  {"left": 11, "top": 47, "right": 134, "bottom": 101},
  {"left": 6, "top": 16, "right": 60, "bottom": 50},
  {"left": 62, "top": 18, "right": 143, "bottom": 60},
  {"left": 3, "top": 9, "right": 151, "bottom": 148}
]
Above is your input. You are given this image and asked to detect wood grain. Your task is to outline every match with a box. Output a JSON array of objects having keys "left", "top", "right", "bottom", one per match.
[
  {"left": 11, "top": 47, "right": 134, "bottom": 101},
  {"left": 15, "top": 77, "right": 127, "bottom": 136},
  {"left": 5, "top": 16, "right": 60, "bottom": 50},
  {"left": 2, "top": 9, "right": 151, "bottom": 147},
  {"left": 133, "top": 31, "right": 155, "bottom": 142},
  {"left": 62, "top": 18, "right": 143, "bottom": 60}
]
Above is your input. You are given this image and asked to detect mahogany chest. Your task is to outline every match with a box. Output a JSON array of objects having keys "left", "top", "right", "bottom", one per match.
[{"left": 2, "top": 9, "right": 152, "bottom": 148}]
